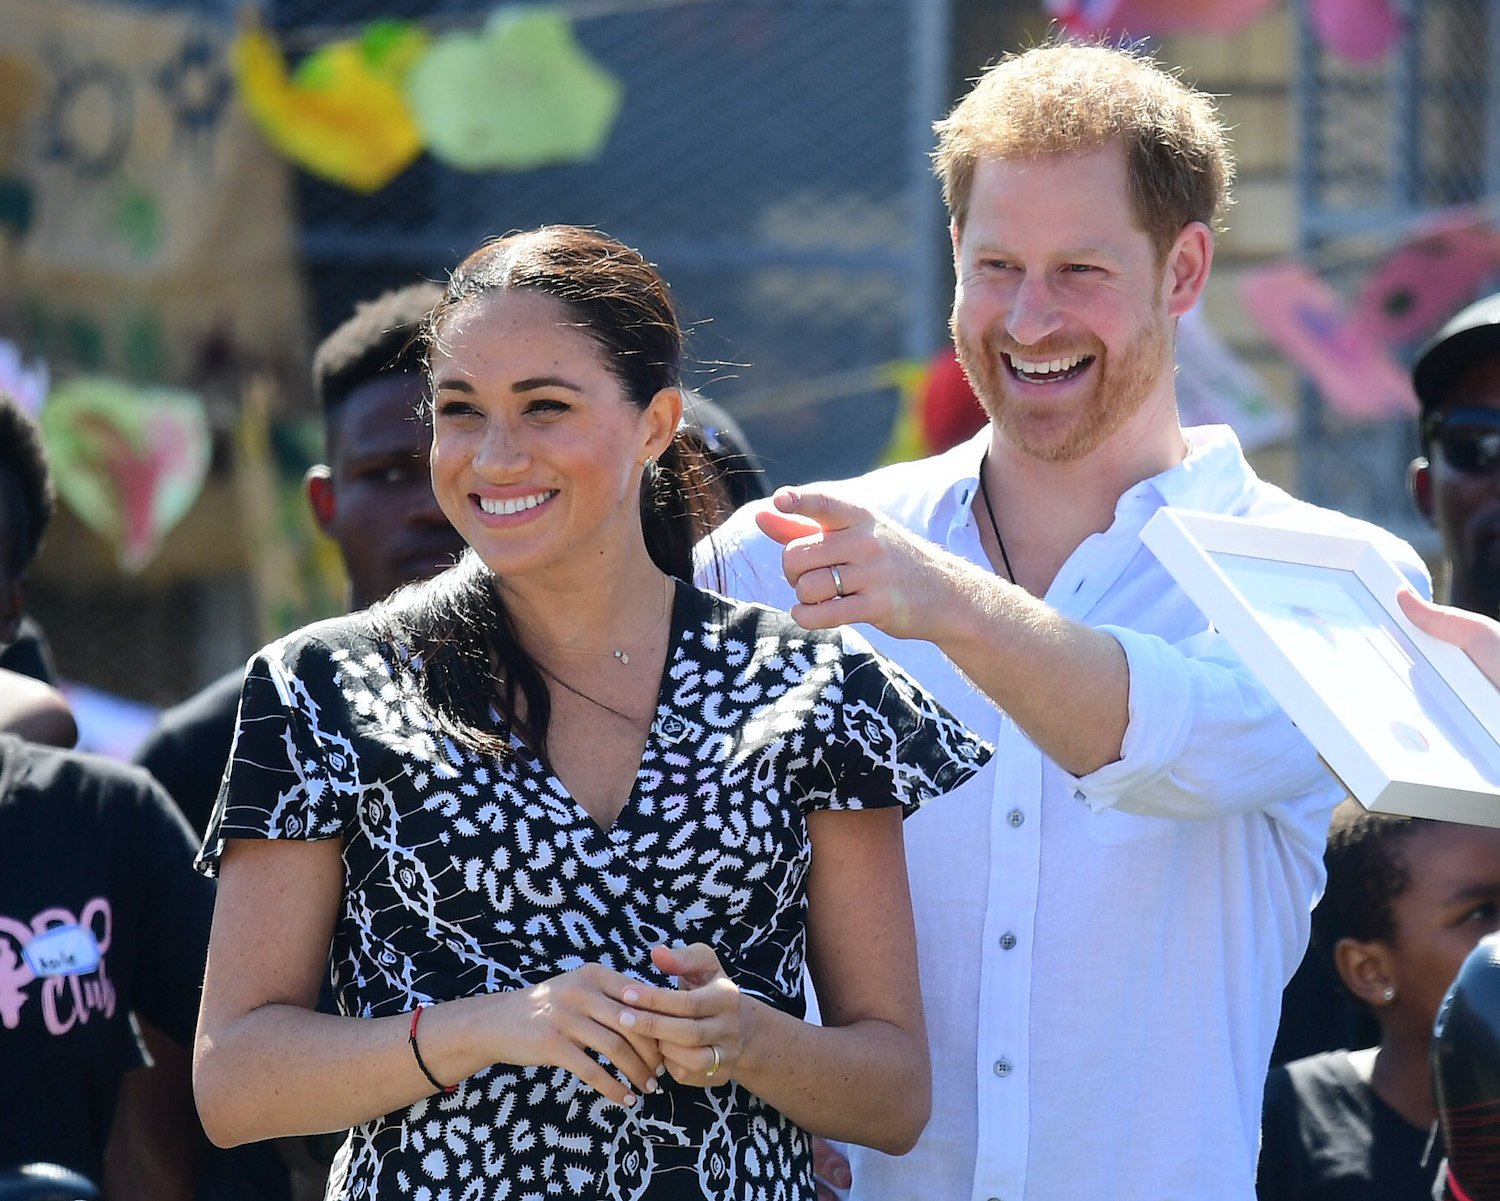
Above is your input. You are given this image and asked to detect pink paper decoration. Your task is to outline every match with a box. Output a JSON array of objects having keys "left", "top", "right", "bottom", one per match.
[
  {"left": 1240, "top": 261, "right": 1418, "bottom": 421},
  {"left": 1044, "top": 0, "right": 1124, "bottom": 32},
  {"left": 1353, "top": 212, "right": 1500, "bottom": 348},
  {"left": 1047, "top": 0, "right": 1276, "bottom": 35},
  {"left": 1311, "top": 0, "right": 1403, "bottom": 64},
  {"left": 42, "top": 377, "right": 210, "bottom": 573}
]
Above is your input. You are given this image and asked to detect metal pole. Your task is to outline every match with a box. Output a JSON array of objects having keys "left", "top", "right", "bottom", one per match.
[{"left": 906, "top": 0, "right": 952, "bottom": 359}]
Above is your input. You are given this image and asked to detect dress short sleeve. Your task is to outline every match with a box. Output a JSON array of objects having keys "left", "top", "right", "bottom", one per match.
[
  {"left": 799, "top": 627, "right": 991, "bottom": 817},
  {"left": 196, "top": 631, "right": 357, "bottom": 876}
]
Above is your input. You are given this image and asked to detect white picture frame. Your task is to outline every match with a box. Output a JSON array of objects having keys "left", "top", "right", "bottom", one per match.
[{"left": 1140, "top": 508, "right": 1500, "bottom": 827}]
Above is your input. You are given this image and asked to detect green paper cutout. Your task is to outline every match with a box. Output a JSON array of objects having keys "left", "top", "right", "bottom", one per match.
[
  {"left": 361, "top": 19, "right": 429, "bottom": 74},
  {"left": 405, "top": 7, "right": 623, "bottom": 172}
]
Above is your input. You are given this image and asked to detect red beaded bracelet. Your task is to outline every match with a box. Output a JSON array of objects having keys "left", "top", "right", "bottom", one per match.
[{"left": 408, "top": 1004, "right": 457, "bottom": 1095}]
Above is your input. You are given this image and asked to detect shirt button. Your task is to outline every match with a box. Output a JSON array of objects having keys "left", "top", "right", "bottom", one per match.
[
  {"left": 1007, "top": 808, "right": 1025, "bottom": 827},
  {"left": 993, "top": 1058, "right": 1012, "bottom": 1078},
  {"left": 999, "top": 931, "right": 1017, "bottom": 951}
]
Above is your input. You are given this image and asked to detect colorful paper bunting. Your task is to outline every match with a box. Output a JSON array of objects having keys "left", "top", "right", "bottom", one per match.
[
  {"left": 1240, "top": 261, "right": 1417, "bottom": 421},
  {"left": 42, "top": 376, "right": 211, "bottom": 572},
  {"left": 1352, "top": 212, "right": 1500, "bottom": 348},
  {"left": 404, "top": 8, "right": 622, "bottom": 172},
  {"left": 231, "top": 21, "right": 427, "bottom": 192}
]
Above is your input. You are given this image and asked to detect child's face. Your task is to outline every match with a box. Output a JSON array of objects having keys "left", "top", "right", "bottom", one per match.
[{"left": 1384, "top": 822, "right": 1500, "bottom": 1041}]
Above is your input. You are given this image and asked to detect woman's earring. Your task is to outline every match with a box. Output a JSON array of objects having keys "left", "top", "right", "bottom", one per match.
[{"left": 1381, "top": 985, "right": 1397, "bottom": 1004}]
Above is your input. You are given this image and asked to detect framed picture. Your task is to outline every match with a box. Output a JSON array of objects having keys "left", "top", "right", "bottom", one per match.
[{"left": 1140, "top": 508, "right": 1500, "bottom": 827}]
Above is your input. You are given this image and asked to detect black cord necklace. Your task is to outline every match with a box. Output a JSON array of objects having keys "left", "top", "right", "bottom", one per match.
[{"left": 976, "top": 458, "right": 1017, "bottom": 585}]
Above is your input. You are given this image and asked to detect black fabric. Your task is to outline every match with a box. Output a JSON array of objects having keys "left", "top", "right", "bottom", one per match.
[
  {"left": 198, "top": 581, "right": 989, "bottom": 1200},
  {"left": 1258, "top": 1050, "right": 1441, "bottom": 1201},
  {"left": 133, "top": 667, "right": 244, "bottom": 839},
  {"left": 1271, "top": 939, "right": 1378, "bottom": 1067},
  {"left": 0, "top": 616, "right": 58, "bottom": 686},
  {"left": 0, "top": 734, "right": 213, "bottom": 1184}
]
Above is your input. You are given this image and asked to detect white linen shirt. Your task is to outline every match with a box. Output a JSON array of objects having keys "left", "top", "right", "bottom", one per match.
[{"left": 698, "top": 425, "right": 1430, "bottom": 1201}]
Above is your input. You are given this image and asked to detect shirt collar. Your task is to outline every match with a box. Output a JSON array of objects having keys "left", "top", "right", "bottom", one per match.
[
  {"left": 910, "top": 422, "right": 1254, "bottom": 540},
  {"left": 1142, "top": 424, "right": 1256, "bottom": 515},
  {"left": 898, "top": 428, "right": 990, "bottom": 539}
]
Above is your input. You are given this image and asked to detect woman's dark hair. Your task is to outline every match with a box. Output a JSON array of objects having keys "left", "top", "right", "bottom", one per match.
[{"left": 373, "top": 226, "right": 725, "bottom": 762}]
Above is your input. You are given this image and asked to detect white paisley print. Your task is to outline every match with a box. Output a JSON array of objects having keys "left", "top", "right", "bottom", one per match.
[{"left": 198, "top": 581, "right": 989, "bottom": 1200}]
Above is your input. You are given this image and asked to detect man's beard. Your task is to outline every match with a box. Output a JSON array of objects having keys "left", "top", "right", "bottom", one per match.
[{"left": 952, "top": 312, "right": 1169, "bottom": 463}]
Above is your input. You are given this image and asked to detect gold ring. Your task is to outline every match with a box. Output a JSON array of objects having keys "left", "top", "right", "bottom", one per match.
[
  {"left": 705, "top": 1045, "right": 721, "bottom": 1079},
  {"left": 830, "top": 565, "right": 846, "bottom": 599}
]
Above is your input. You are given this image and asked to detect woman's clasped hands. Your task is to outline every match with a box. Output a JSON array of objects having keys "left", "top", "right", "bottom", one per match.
[{"left": 508, "top": 942, "right": 746, "bottom": 1109}]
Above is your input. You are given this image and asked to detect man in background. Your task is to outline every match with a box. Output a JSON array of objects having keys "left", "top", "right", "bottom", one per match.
[
  {"left": 1409, "top": 292, "right": 1500, "bottom": 620},
  {"left": 1272, "top": 292, "right": 1500, "bottom": 1070}
]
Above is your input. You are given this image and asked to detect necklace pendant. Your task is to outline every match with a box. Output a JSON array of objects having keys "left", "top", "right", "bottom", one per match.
[{"left": 614, "top": 650, "right": 629, "bottom": 665}]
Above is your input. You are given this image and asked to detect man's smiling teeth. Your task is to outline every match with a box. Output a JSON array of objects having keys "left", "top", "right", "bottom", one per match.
[
  {"left": 478, "top": 490, "right": 555, "bottom": 516},
  {"left": 1009, "top": 353, "right": 1089, "bottom": 377}
]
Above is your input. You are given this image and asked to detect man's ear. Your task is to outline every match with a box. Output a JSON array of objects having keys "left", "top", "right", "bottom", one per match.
[
  {"left": 305, "top": 464, "right": 336, "bottom": 534},
  {"left": 1333, "top": 936, "right": 1397, "bottom": 1009},
  {"left": 1407, "top": 457, "right": 1434, "bottom": 524},
  {"left": 1164, "top": 222, "right": 1214, "bottom": 318}
]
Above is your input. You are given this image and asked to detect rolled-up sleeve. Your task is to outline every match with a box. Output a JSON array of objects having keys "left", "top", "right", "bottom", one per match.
[{"left": 1068, "top": 625, "right": 1343, "bottom": 829}]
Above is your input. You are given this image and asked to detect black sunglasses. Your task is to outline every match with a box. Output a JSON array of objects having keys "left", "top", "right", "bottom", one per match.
[{"left": 1424, "top": 407, "right": 1500, "bottom": 475}]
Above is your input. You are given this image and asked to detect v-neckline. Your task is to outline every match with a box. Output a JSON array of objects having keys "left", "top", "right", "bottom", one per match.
[{"left": 531, "top": 578, "right": 688, "bottom": 837}]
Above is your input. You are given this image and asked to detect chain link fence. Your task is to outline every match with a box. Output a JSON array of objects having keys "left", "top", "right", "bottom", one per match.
[
  {"left": 274, "top": 0, "right": 949, "bottom": 488},
  {"left": 1294, "top": 0, "right": 1500, "bottom": 547}
]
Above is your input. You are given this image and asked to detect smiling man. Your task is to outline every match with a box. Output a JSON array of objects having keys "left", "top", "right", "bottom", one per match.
[{"left": 705, "top": 41, "right": 1429, "bottom": 1201}]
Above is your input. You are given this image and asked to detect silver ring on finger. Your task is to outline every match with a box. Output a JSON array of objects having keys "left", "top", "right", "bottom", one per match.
[
  {"left": 829, "top": 564, "right": 846, "bottom": 599},
  {"left": 704, "top": 1044, "right": 721, "bottom": 1080}
]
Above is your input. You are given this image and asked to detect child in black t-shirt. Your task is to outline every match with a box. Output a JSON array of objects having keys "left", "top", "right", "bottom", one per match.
[
  {"left": 0, "top": 731, "right": 213, "bottom": 1187},
  {"left": 1258, "top": 800, "right": 1500, "bottom": 1200}
]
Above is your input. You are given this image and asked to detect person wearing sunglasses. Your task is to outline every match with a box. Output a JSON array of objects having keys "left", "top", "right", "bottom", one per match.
[{"left": 1409, "top": 293, "right": 1500, "bottom": 620}]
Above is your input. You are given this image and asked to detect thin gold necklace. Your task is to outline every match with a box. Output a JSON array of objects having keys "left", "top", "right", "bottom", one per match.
[{"left": 527, "top": 577, "right": 673, "bottom": 666}]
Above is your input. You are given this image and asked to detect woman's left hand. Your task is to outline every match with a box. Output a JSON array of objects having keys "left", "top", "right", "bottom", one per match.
[{"left": 615, "top": 943, "right": 748, "bottom": 1088}]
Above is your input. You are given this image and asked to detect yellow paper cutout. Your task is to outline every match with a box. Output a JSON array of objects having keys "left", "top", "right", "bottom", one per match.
[{"left": 233, "top": 22, "right": 426, "bottom": 192}]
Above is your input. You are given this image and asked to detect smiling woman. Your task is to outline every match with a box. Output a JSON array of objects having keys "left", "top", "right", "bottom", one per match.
[{"left": 189, "top": 226, "right": 991, "bottom": 1200}]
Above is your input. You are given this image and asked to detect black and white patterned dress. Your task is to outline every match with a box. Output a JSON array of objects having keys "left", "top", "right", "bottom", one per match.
[{"left": 198, "top": 580, "right": 988, "bottom": 1201}]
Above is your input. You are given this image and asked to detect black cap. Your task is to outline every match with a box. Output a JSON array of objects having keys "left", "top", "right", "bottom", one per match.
[{"left": 1412, "top": 291, "right": 1500, "bottom": 412}]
